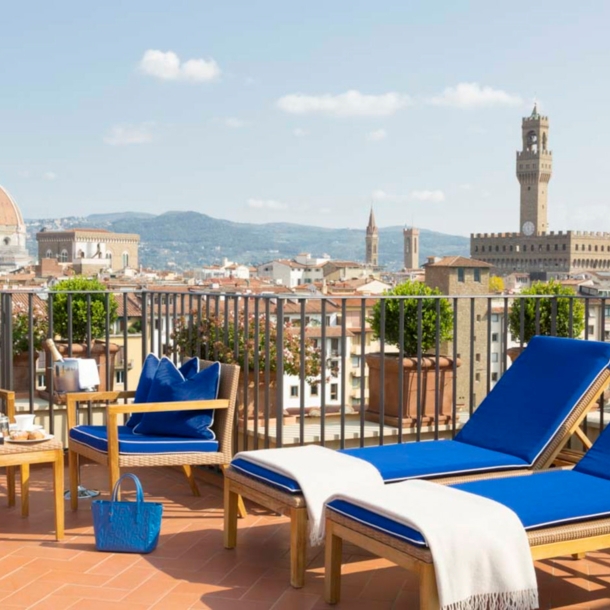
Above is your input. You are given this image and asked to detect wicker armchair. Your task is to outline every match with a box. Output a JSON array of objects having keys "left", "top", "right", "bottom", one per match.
[{"left": 67, "top": 360, "right": 243, "bottom": 510}]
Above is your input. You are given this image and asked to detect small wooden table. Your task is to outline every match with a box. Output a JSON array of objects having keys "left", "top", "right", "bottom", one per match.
[{"left": 0, "top": 438, "right": 64, "bottom": 540}]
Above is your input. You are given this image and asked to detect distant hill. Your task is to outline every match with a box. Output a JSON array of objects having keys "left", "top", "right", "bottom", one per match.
[{"left": 26, "top": 210, "right": 470, "bottom": 271}]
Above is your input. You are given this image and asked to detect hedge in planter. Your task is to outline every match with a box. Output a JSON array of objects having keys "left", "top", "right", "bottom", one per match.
[
  {"left": 367, "top": 281, "right": 458, "bottom": 427},
  {"left": 508, "top": 280, "right": 585, "bottom": 345}
]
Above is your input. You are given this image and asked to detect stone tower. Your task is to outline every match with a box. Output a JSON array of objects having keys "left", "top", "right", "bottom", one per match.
[
  {"left": 403, "top": 226, "right": 419, "bottom": 269},
  {"left": 365, "top": 207, "right": 379, "bottom": 266},
  {"left": 516, "top": 103, "right": 552, "bottom": 236}
]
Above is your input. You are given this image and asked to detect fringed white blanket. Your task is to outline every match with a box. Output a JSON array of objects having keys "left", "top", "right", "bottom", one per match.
[
  {"left": 233, "top": 445, "right": 383, "bottom": 546},
  {"left": 327, "top": 479, "right": 538, "bottom": 610}
]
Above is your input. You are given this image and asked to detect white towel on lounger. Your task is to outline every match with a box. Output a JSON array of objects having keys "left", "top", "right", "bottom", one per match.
[
  {"left": 233, "top": 445, "right": 383, "bottom": 546},
  {"left": 327, "top": 479, "right": 538, "bottom": 610}
]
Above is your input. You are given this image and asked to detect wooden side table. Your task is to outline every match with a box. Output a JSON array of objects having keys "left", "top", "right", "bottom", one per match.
[{"left": 0, "top": 438, "right": 64, "bottom": 540}]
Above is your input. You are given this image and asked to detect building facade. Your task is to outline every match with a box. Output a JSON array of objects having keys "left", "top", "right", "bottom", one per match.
[
  {"left": 470, "top": 105, "right": 610, "bottom": 276},
  {"left": 36, "top": 228, "right": 140, "bottom": 274}
]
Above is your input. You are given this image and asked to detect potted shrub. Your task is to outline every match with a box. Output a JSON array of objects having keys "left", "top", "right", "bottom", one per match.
[
  {"left": 172, "top": 311, "right": 322, "bottom": 420},
  {"left": 366, "top": 280, "right": 457, "bottom": 427},
  {"left": 12, "top": 299, "right": 48, "bottom": 397},
  {"left": 42, "top": 278, "right": 120, "bottom": 399},
  {"left": 507, "top": 280, "right": 585, "bottom": 361}
]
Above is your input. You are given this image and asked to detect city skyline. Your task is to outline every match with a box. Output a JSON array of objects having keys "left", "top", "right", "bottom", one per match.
[{"left": 2, "top": 2, "right": 610, "bottom": 236}]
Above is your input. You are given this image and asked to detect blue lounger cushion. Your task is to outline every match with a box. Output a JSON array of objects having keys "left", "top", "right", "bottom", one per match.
[
  {"left": 232, "top": 441, "right": 530, "bottom": 493},
  {"left": 69, "top": 425, "right": 219, "bottom": 455},
  {"left": 327, "top": 469, "right": 610, "bottom": 548},
  {"left": 455, "top": 336, "right": 610, "bottom": 464}
]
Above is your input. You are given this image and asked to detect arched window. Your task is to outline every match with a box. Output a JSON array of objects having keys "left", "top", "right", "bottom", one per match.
[
  {"left": 59, "top": 249, "right": 68, "bottom": 263},
  {"left": 3, "top": 237, "right": 10, "bottom": 246},
  {"left": 45, "top": 249, "right": 53, "bottom": 258},
  {"left": 77, "top": 249, "right": 85, "bottom": 258},
  {"left": 122, "top": 251, "right": 129, "bottom": 268}
]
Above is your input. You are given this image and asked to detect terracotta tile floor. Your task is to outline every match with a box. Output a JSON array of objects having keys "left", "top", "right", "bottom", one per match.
[{"left": 1, "top": 462, "right": 610, "bottom": 609}]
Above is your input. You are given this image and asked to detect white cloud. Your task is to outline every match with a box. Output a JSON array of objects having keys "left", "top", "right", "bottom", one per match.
[
  {"left": 292, "top": 128, "right": 308, "bottom": 137},
  {"left": 366, "top": 129, "right": 387, "bottom": 141},
  {"left": 371, "top": 189, "right": 393, "bottom": 201},
  {"left": 276, "top": 90, "right": 411, "bottom": 117},
  {"left": 225, "top": 117, "right": 245, "bottom": 128},
  {"left": 459, "top": 183, "right": 473, "bottom": 190},
  {"left": 43, "top": 171, "right": 57, "bottom": 181},
  {"left": 430, "top": 83, "right": 522, "bottom": 108},
  {"left": 410, "top": 190, "right": 446, "bottom": 203},
  {"left": 139, "top": 50, "right": 220, "bottom": 82},
  {"left": 103, "top": 124, "right": 153, "bottom": 146},
  {"left": 247, "top": 198, "right": 288, "bottom": 210}
]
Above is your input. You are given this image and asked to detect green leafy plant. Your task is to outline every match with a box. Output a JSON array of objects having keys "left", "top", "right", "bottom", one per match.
[
  {"left": 12, "top": 301, "right": 48, "bottom": 356},
  {"left": 172, "top": 312, "right": 322, "bottom": 383},
  {"left": 508, "top": 280, "right": 585, "bottom": 343},
  {"left": 369, "top": 280, "right": 454, "bottom": 356},
  {"left": 50, "top": 277, "right": 118, "bottom": 342}
]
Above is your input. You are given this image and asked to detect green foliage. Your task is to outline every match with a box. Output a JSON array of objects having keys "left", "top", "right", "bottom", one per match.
[
  {"left": 369, "top": 281, "right": 454, "bottom": 356},
  {"left": 50, "top": 277, "right": 118, "bottom": 342},
  {"left": 12, "top": 302, "right": 48, "bottom": 356},
  {"left": 172, "top": 312, "right": 322, "bottom": 383},
  {"left": 508, "top": 280, "right": 585, "bottom": 343}
]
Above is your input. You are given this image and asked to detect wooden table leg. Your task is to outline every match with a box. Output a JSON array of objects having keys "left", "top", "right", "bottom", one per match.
[
  {"left": 20, "top": 463, "right": 30, "bottom": 517},
  {"left": 6, "top": 465, "right": 16, "bottom": 507},
  {"left": 53, "top": 450, "right": 64, "bottom": 540}
]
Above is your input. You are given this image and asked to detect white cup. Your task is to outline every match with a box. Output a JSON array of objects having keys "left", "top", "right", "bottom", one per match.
[{"left": 14, "top": 414, "right": 36, "bottom": 431}]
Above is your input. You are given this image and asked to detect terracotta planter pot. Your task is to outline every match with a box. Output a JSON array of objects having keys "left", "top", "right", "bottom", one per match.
[
  {"left": 39, "top": 341, "right": 120, "bottom": 404},
  {"left": 13, "top": 352, "right": 39, "bottom": 398},
  {"left": 365, "top": 353, "right": 460, "bottom": 428},
  {"left": 237, "top": 371, "right": 277, "bottom": 420}
]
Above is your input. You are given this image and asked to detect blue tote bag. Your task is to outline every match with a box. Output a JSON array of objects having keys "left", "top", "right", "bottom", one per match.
[{"left": 91, "top": 473, "right": 163, "bottom": 553}]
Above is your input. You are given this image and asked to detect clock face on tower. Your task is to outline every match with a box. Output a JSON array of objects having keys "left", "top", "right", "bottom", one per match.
[{"left": 522, "top": 221, "right": 535, "bottom": 236}]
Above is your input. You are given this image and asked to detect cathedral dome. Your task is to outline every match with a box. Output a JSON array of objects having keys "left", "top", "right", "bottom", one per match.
[{"left": 0, "top": 185, "right": 25, "bottom": 229}]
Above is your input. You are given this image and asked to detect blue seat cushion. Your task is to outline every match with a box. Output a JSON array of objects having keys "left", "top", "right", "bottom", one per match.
[
  {"left": 70, "top": 425, "right": 219, "bottom": 454},
  {"left": 126, "top": 355, "right": 201, "bottom": 428},
  {"left": 455, "top": 336, "right": 610, "bottom": 464},
  {"left": 231, "top": 440, "right": 529, "bottom": 493},
  {"left": 133, "top": 359, "right": 220, "bottom": 440},
  {"left": 573, "top": 419, "right": 610, "bottom": 481},
  {"left": 327, "top": 469, "right": 610, "bottom": 548}
]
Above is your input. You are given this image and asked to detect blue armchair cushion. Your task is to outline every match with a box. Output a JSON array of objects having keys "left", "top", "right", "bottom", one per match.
[
  {"left": 132, "top": 358, "right": 221, "bottom": 440},
  {"left": 126, "top": 355, "right": 200, "bottom": 428}
]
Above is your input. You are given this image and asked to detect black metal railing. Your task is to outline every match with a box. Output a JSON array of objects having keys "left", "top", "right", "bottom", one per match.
[{"left": 0, "top": 289, "right": 606, "bottom": 451}]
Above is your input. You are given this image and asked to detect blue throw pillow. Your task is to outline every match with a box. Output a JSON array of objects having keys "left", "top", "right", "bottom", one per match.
[
  {"left": 126, "top": 355, "right": 200, "bottom": 427},
  {"left": 132, "top": 358, "right": 221, "bottom": 440}
]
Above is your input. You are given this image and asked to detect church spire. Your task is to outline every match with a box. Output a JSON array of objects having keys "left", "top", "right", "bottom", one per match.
[
  {"left": 366, "top": 206, "right": 377, "bottom": 234},
  {"left": 365, "top": 206, "right": 379, "bottom": 266}
]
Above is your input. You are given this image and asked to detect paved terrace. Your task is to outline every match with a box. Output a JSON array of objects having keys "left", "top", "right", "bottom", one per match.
[{"left": 1, "top": 463, "right": 609, "bottom": 610}]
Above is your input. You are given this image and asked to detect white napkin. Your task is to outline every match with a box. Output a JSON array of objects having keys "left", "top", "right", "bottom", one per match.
[{"left": 78, "top": 359, "right": 100, "bottom": 390}]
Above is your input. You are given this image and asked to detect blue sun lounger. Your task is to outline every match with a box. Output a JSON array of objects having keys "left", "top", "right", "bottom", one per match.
[
  {"left": 225, "top": 336, "right": 610, "bottom": 587},
  {"left": 325, "top": 408, "right": 610, "bottom": 609}
]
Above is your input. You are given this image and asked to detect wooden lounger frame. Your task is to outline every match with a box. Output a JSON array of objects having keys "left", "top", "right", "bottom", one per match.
[
  {"left": 324, "top": 504, "right": 610, "bottom": 609},
  {"left": 224, "top": 368, "right": 610, "bottom": 588}
]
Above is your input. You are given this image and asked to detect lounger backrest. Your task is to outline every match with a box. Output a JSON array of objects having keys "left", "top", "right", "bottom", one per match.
[
  {"left": 574, "top": 420, "right": 610, "bottom": 480},
  {"left": 455, "top": 336, "right": 610, "bottom": 465}
]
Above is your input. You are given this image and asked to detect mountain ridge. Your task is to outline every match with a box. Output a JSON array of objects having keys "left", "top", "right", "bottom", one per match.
[{"left": 26, "top": 210, "right": 471, "bottom": 271}]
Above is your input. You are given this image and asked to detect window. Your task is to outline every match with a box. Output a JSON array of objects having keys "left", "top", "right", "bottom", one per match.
[
  {"left": 457, "top": 268, "right": 465, "bottom": 282},
  {"left": 310, "top": 385, "right": 319, "bottom": 396},
  {"left": 330, "top": 384, "right": 338, "bottom": 400},
  {"left": 474, "top": 268, "right": 481, "bottom": 282},
  {"left": 122, "top": 251, "right": 129, "bottom": 268},
  {"left": 330, "top": 338, "right": 340, "bottom": 356},
  {"left": 491, "top": 333, "right": 499, "bottom": 342},
  {"left": 475, "top": 353, "right": 481, "bottom": 362},
  {"left": 59, "top": 249, "right": 68, "bottom": 263},
  {"left": 491, "top": 314, "right": 499, "bottom": 322},
  {"left": 351, "top": 377, "right": 360, "bottom": 389},
  {"left": 475, "top": 373, "right": 481, "bottom": 383},
  {"left": 491, "top": 353, "right": 499, "bottom": 363},
  {"left": 45, "top": 249, "right": 53, "bottom": 258},
  {"left": 351, "top": 356, "right": 361, "bottom": 368},
  {"left": 115, "top": 370, "right": 125, "bottom": 384},
  {"left": 588, "top": 325, "right": 595, "bottom": 335},
  {"left": 491, "top": 372, "right": 499, "bottom": 382},
  {"left": 3, "top": 237, "right": 9, "bottom": 246},
  {"left": 290, "top": 386, "right": 299, "bottom": 398}
]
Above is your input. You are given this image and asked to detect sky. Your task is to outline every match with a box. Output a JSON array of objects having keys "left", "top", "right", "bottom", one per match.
[{"left": 1, "top": 1, "right": 610, "bottom": 237}]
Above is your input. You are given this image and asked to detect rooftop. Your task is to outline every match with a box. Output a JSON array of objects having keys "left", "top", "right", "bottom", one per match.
[{"left": 2, "top": 462, "right": 608, "bottom": 609}]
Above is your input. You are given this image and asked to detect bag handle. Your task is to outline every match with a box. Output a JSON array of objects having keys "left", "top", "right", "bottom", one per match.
[{"left": 111, "top": 473, "right": 145, "bottom": 504}]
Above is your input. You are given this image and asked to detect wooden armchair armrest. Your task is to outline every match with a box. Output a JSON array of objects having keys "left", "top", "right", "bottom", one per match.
[
  {"left": 65, "top": 391, "right": 136, "bottom": 430},
  {"left": 0, "top": 389, "right": 15, "bottom": 422}
]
